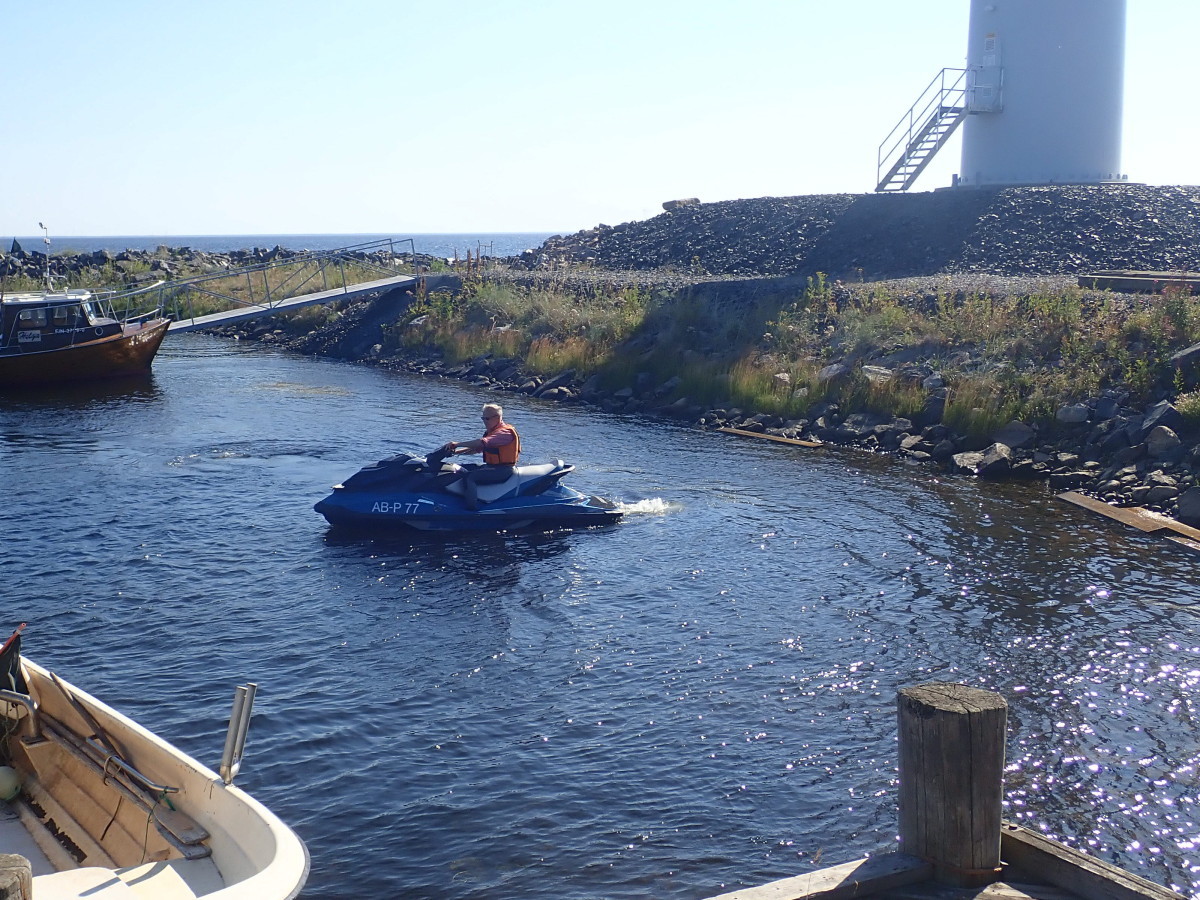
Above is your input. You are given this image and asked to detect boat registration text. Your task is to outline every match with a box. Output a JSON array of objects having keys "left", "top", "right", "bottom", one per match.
[{"left": 372, "top": 501, "right": 427, "bottom": 514}]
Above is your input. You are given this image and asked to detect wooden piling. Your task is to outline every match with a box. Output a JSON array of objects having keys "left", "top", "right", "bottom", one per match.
[
  {"left": 897, "top": 682, "right": 1008, "bottom": 888},
  {"left": 0, "top": 854, "right": 31, "bottom": 900}
]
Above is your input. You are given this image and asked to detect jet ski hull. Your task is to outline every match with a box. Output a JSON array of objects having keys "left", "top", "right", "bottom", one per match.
[
  {"left": 314, "top": 452, "right": 622, "bottom": 532},
  {"left": 314, "top": 488, "right": 621, "bottom": 531}
]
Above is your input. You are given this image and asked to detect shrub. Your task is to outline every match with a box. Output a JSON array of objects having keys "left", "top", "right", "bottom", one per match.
[{"left": 1177, "top": 391, "right": 1200, "bottom": 431}]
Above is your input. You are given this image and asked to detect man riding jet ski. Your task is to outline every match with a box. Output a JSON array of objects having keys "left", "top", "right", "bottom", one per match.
[
  {"left": 441, "top": 402, "right": 521, "bottom": 511},
  {"left": 313, "top": 404, "right": 622, "bottom": 532}
]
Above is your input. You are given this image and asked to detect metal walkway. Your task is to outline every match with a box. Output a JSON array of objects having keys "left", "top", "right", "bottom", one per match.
[
  {"left": 104, "top": 238, "right": 422, "bottom": 334},
  {"left": 166, "top": 273, "right": 417, "bottom": 333}
]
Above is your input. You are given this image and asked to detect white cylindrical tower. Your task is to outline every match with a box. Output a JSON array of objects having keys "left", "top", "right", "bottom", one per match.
[{"left": 958, "top": 0, "right": 1126, "bottom": 187}]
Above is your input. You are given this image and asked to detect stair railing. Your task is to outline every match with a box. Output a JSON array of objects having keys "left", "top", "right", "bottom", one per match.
[{"left": 876, "top": 67, "right": 970, "bottom": 192}]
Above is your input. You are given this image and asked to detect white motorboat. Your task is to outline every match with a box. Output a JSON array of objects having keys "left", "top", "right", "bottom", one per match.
[{"left": 0, "top": 628, "right": 309, "bottom": 899}]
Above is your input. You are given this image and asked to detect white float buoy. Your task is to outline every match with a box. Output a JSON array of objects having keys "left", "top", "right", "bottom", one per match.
[{"left": 0, "top": 765, "right": 21, "bottom": 801}]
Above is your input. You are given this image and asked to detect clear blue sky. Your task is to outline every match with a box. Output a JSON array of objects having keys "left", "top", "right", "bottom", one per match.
[{"left": 3, "top": 1, "right": 1194, "bottom": 237}]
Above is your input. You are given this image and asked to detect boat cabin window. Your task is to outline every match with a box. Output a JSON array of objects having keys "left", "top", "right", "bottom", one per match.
[
  {"left": 16, "top": 309, "right": 48, "bottom": 329},
  {"left": 52, "top": 305, "right": 84, "bottom": 328}
]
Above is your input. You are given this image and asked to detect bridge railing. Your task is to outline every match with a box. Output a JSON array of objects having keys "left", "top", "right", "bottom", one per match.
[{"left": 107, "top": 238, "right": 419, "bottom": 326}]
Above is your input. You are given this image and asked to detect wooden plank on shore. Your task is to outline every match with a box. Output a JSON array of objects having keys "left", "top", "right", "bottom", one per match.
[
  {"left": 1164, "top": 533, "right": 1200, "bottom": 554},
  {"left": 1000, "top": 823, "right": 1187, "bottom": 900},
  {"left": 703, "top": 853, "right": 932, "bottom": 900},
  {"left": 1056, "top": 491, "right": 1200, "bottom": 545},
  {"left": 718, "top": 427, "right": 824, "bottom": 448},
  {"left": 1077, "top": 272, "right": 1200, "bottom": 294}
]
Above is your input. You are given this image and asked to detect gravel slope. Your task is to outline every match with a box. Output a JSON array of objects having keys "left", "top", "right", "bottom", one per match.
[{"left": 523, "top": 185, "right": 1200, "bottom": 280}]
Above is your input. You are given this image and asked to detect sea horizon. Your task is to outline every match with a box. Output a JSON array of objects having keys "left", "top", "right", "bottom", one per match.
[{"left": 2, "top": 231, "right": 561, "bottom": 259}]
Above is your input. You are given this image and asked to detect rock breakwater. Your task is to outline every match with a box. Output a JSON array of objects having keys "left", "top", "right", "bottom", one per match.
[
  {"left": 0, "top": 242, "right": 438, "bottom": 287},
  {"left": 523, "top": 185, "right": 1200, "bottom": 281}
]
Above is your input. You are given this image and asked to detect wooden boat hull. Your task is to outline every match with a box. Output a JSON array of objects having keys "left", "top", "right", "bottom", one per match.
[
  {"left": 1, "top": 657, "right": 309, "bottom": 899},
  {"left": 0, "top": 317, "right": 170, "bottom": 386}
]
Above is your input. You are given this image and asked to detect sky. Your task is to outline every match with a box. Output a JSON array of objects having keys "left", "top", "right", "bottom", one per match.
[{"left": 3, "top": 0, "right": 1196, "bottom": 237}]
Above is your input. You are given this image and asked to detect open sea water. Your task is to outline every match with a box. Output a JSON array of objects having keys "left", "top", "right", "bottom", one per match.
[{"left": 3, "top": 335, "right": 1200, "bottom": 899}]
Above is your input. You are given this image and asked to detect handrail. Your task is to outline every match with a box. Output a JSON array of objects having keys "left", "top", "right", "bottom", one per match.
[
  {"left": 877, "top": 68, "right": 970, "bottom": 190},
  {"left": 109, "top": 237, "right": 421, "bottom": 329},
  {"left": 0, "top": 689, "right": 41, "bottom": 741},
  {"left": 100, "top": 751, "right": 180, "bottom": 796}
]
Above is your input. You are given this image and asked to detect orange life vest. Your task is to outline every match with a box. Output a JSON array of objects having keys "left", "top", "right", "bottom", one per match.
[{"left": 483, "top": 423, "right": 520, "bottom": 466}]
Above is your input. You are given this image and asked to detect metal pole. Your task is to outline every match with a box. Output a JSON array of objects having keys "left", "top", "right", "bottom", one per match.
[{"left": 219, "top": 682, "right": 257, "bottom": 785}]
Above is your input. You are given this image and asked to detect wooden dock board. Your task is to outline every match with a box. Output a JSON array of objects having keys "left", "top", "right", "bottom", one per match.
[
  {"left": 718, "top": 426, "right": 824, "bottom": 448},
  {"left": 1056, "top": 491, "right": 1200, "bottom": 552},
  {"left": 168, "top": 274, "right": 418, "bottom": 333},
  {"left": 704, "top": 827, "right": 1187, "bottom": 900},
  {"left": 705, "top": 853, "right": 932, "bottom": 900},
  {"left": 999, "top": 824, "right": 1186, "bottom": 900}
]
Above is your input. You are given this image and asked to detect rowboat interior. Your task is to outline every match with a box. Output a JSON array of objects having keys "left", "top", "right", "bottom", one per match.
[{"left": 0, "top": 639, "right": 308, "bottom": 899}]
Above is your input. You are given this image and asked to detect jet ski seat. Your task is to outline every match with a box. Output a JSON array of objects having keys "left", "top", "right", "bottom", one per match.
[{"left": 444, "top": 461, "right": 565, "bottom": 503}]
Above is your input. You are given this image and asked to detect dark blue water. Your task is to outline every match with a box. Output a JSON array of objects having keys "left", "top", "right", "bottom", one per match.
[
  {"left": 3, "top": 335, "right": 1199, "bottom": 899},
  {"left": 5, "top": 233, "right": 556, "bottom": 260}
]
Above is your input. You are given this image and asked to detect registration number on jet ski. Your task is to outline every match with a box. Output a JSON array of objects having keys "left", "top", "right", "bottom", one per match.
[{"left": 372, "top": 501, "right": 425, "bottom": 514}]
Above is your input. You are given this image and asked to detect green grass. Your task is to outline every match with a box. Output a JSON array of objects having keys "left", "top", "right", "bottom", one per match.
[
  {"left": 415, "top": 271, "right": 1200, "bottom": 435},
  {"left": 272, "top": 265, "right": 1200, "bottom": 442}
]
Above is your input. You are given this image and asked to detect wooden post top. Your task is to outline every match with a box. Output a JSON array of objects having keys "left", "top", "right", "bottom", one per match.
[{"left": 898, "top": 682, "right": 1007, "bottom": 715}]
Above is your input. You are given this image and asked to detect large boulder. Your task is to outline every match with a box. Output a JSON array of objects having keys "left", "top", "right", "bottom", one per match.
[
  {"left": 1137, "top": 400, "right": 1183, "bottom": 441},
  {"left": 992, "top": 420, "right": 1036, "bottom": 449},
  {"left": 1056, "top": 403, "right": 1090, "bottom": 424},
  {"left": 1145, "top": 425, "right": 1183, "bottom": 459},
  {"left": 532, "top": 369, "right": 576, "bottom": 398},
  {"left": 950, "top": 451, "right": 985, "bottom": 475},
  {"left": 976, "top": 443, "right": 1014, "bottom": 478},
  {"left": 837, "top": 412, "right": 889, "bottom": 440},
  {"left": 817, "top": 362, "right": 849, "bottom": 383},
  {"left": 1177, "top": 487, "right": 1200, "bottom": 527},
  {"left": 950, "top": 444, "right": 1011, "bottom": 477}
]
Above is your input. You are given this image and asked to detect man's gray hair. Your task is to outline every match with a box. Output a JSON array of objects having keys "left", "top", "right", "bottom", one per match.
[{"left": 482, "top": 403, "right": 503, "bottom": 418}]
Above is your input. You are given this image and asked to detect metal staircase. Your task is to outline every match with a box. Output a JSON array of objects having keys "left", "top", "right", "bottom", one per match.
[{"left": 876, "top": 68, "right": 969, "bottom": 193}]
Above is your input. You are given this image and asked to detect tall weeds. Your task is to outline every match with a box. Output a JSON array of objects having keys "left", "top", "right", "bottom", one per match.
[{"left": 325, "top": 269, "right": 1200, "bottom": 431}]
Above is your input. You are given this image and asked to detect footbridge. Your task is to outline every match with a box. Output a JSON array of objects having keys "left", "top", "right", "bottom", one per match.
[{"left": 108, "top": 238, "right": 424, "bottom": 334}]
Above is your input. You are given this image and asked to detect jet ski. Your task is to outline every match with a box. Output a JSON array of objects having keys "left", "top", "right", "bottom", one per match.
[{"left": 314, "top": 447, "right": 623, "bottom": 531}]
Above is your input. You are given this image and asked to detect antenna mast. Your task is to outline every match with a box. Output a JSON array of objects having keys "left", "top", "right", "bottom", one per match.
[{"left": 38, "top": 223, "right": 51, "bottom": 290}]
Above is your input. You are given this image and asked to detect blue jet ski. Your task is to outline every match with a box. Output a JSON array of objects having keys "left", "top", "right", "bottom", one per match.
[{"left": 314, "top": 447, "right": 623, "bottom": 531}]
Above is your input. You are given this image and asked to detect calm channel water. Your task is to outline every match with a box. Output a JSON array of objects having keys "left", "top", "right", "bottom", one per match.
[{"left": 2, "top": 334, "right": 1199, "bottom": 899}]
